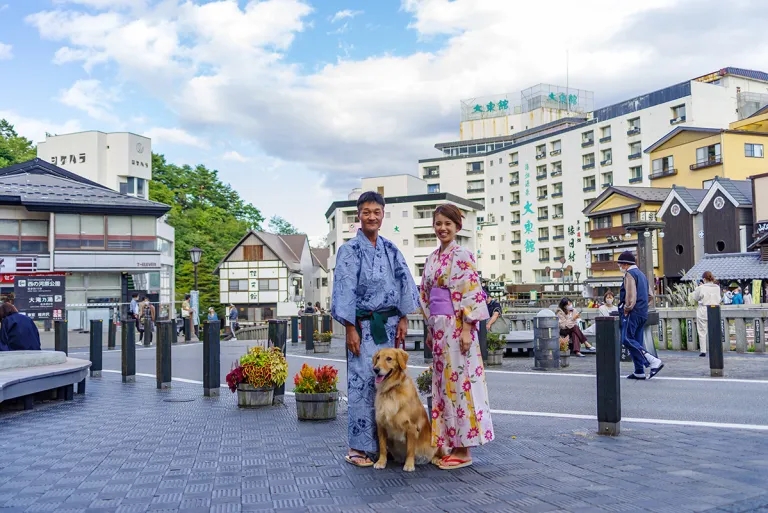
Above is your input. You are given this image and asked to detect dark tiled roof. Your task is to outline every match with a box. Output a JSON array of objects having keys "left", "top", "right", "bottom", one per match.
[
  {"left": 311, "top": 247, "right": 330, "bottom": 272},
  {"left": 682, "top": 252, "right": 768, "bottom": 281},
  {"left": 611, "top": 186, "right": 673, "bottom": 203},
  {"left": 0, "top": 158, "right": 170, "bottom": 216},
  {"left": 674, "top": 187, "right": 708, "bottom": 210},
  {"left": 718, "top": 178, "right": 753, "bottom": 205}
]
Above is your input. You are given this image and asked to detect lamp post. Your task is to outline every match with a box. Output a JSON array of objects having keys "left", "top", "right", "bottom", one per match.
[
  {"left": 189, "top": 247, "right": 203, "bottom": 291},
  {"left": 575, "top": 271, "right": 581, "bottom": 294}
]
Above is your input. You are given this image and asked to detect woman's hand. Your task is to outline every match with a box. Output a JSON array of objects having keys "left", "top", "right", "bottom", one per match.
[
  {"left": 460, "top": 324, "right": 472, "bottom": 354},
  {"left": 426, "top": 330, "right": 433, "bottom": 351}
]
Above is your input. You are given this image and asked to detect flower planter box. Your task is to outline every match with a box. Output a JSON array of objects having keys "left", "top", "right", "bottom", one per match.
[
  {"left": 314, "top": 341, "right": 331, "bottom": 353},
  {"left": 559, "top": 352, "right": 570, "bottom": 368},
  {"left": 486, "top": 349, "right": 504, "bottom": 366},
  {"left": 237, "top": 384, "right": 274, "bottom": 407},
  {"left": 295, "top": 391, "right": 338, "bottom": 420}
]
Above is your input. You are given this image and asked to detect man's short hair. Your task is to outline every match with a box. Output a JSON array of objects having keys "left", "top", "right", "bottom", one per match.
[
  {"left": 131, "top": 293, "right": 139, "bottom": 298},
  {"left": 356, "top": 191, "right": 385, "bottom": 211}
]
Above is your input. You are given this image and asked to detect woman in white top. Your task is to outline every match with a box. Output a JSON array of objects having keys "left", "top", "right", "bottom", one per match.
[
  {"left": 584, "top": 291, "right": 618, "bottom": 336},
  {"left": 690, "top": 271, "right": 722, "bottom": 357}
]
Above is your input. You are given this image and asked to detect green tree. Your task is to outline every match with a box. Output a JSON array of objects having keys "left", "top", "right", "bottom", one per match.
[
  {"left": 149, "top": 154, "right": 264, "bottom": 314},
  {"left": 268, "top": 215, "right": 301, "bottom": 235},
  {"left": 0, "top": 119, "right": 36, "bottom": 167}
]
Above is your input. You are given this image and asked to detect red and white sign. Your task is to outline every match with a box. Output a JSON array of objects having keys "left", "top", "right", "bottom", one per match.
[
  {"left": 1, "top": 272, "right": 66, "bottom": 285},
  {"left": 0, "top": 256, "right": 38, "bottom": 274}
]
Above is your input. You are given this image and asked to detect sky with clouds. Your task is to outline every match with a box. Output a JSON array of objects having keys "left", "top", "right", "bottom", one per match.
[{"left": 0, "top": 0, "right": 767, "bottom": 242}]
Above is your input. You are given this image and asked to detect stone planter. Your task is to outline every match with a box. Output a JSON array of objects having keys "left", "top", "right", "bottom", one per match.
[
  {"left": 237, "top": 384, "right": 274, "bottom": 407},
  {"left": 486, "top": 349, "right": 504, "bottom": 366},
  {"left": 314, "top": 340, "right": 331, "bottom": 353},
  {"left": 295, "top": 391, "right": 338, "bottom": 420},
  {"left": 559, "top": 352, "right": 570, "bottom": 368}
]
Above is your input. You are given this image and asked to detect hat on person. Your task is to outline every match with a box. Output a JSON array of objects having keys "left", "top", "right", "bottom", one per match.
[{"left": 617, "top": 251, "right": 636, "bottom": 265}]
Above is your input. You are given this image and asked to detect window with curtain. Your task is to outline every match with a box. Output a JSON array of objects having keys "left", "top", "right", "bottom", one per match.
[
  {"left": 80, "top": 215, "right": 105, "bottom": 248},
  {"left": 131, "top": 216, "right": 156, "bottom": 250},
  {"left": 0, "top": 220, "right": 20, "bottom": 252},
  {"left": 20, "top": 220, "right": 48, "bottom": 252},
  {"left": 107, "top": 216, "right": 132, "bottom": 249},
  {"left": 54, "top": 214, "right": 80, "bottom": 249}
]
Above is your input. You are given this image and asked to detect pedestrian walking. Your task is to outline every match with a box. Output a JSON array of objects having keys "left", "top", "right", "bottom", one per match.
[
  {"left": 330, "top": 191, "right": 420, "bottom": 468},
  {"left": 617, "top": 251, "right": 664, "bottom": 380},
  {"left": 226, "top": 304, "right": 239, "bottom": 340},
  {"left": 420, "top": 204, "right": 494, "bottom": 470},
  {"left": 690, "top": 271, "right": 721, "bottom": 357}
]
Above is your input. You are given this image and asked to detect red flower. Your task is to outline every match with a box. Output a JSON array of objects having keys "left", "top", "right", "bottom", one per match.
[
  {"left": 456, "top": 407, "right": 465, "bottom": 419},
  {"left": 462, "top": 379, "right": 471, "bottom": 392},
  {"left": 435, "top": 360, "right": 444, "bottom": 373},
  {"left": 476, "top": 410, "right": 484, "bottom": 421},
  {"left": 473, "top": 292, "right": 484, "bottom": 303},
  {"left": 450, "top": 371, "right": 459, "bottom": 382},
  {"left": 485, "top": 430, "right": 493, "bottom": 441},
  {"left": 435, "top": 329, "right": 445, "bottom": 340},
  {"left": 438, "top": 399, "right": 446, "bottom": 412},
  {"left": 433, "top": 344, "right": 443, "bottom": 357},
  {"left": 452, "top": 291, "right": 462, "bottom": 302},
  {"left": 452, "top": 328, "right": 462, "bottom": 339},
  {"left": 447, "top": 427, "right": 456, "bottom": 438},
  {"left": 469, "top": 274, "right": 478, "bottom": 284},
  {"left": 436, "top": 436, "right": 445, "bottom": 448},
  {"left": 457, "top": 260, "right": 470, "bottom": 270},
  {"left": 432, "top": 409, "right": 439, "bottom": 420},
  {"left": 475, "top": 366, "right": 483, "bottom": 376},
  {"left": 468, "top": 427, "right": 479, "bottom": 439}
]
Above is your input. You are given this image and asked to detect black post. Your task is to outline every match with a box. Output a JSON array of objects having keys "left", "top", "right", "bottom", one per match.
[
  {"left": 269, "top": 319, "right": 288, "bottom": 404},
  {"left": 108, "top": 320, "right": 116, "bottom": 350},
  {"left": 54, "top": 320, "right": 68, "bottom": 355},
  {"left": 291, "top": 316, "right": 299, "bottom": 344},
  {"left": 322, "top": 314, "right": 332, "bottom": 333},
  {"left": 143, "top": 315, "right": 152, "bottom": 346},
  {"left": 302, "top": 314, "right": 314, "bottom": 351},
  {"left": 707, "top": 305, "right": 724, "bottom": 377},
  {"left": 203, "top": 320, "right": 221, "bottom": 397},
  {"left": 156, "top": 320, "right": 172, "bottom": 389},
  {"left": 478, "top": 319, "right": 489, "bottom": 363},
  {"left": 596, "top": 316, "right": 621, "bottom": 436},
  {"left": 184, "top": 317, "right": 192, "bottom": 343},
  {"left": 121, "top": 319, "right": 136, "bottom": 383},
  {"left": 89, "top": 319, "right": 103, "bottom": 378},
  {"left": 423, "top": 322, "right": 432, "bottom": 362}
]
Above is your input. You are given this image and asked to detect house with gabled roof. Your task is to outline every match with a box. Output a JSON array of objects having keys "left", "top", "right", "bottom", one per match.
[{"left": 214, "top": 231, "right": 329, "bottom": 321}]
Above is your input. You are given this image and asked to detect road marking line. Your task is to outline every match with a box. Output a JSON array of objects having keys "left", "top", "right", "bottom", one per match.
[
  {"left": 98, "top": 370, "right": 768, "bottom": 432},
  {"left": 284, "top": 354, "right": 768, "bottom": 384},
  {"left": 69, "top": 342, "right": 203, "bottom": 356}
]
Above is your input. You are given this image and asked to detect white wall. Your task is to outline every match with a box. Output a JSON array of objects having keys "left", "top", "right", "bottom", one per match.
[{"left": 360, "top": 174, "right": 427, "bottom": 197}]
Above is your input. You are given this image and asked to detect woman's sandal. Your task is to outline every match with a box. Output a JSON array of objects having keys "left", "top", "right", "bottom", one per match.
[
  {"left": 437, "top": 455, "right": 473, "bottom": 470},
  {"left": 345, "top": 453, "right": 374, "bottom": 467}
]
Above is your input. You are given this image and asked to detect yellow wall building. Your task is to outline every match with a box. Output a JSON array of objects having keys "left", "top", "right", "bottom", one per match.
[
  {"left": 582, "top": 187, "right": 670, "bottom": 295},
  {"left": 645, "top": 110, "right": 768, "bottom": 188}
]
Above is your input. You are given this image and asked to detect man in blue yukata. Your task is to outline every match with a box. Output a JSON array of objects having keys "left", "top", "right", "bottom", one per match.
[{"left": 331, "top": 191, "right": 420, "bottom": 467}]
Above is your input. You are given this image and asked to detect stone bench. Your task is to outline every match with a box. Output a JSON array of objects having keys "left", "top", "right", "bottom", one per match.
[
  {"left": 0, "top": 351, "right": 91, "bottom": 410},
  {"left": 501, "top": 331, "right": 535, "bottom": 354}
]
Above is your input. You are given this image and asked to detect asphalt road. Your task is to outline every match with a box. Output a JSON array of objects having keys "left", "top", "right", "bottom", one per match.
[{"left": 68, "top": 339, "right": 768, "bottom": 429}]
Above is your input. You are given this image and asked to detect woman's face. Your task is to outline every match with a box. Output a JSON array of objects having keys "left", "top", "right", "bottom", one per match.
[
  {"left": 433, "top": 213, "right": 457, "bottom": 244},
  {"left": 605, "top": 294, "right": 614, "bottom": 304}
]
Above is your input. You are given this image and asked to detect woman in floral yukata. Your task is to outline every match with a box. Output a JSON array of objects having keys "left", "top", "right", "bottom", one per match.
[{"left": 420, "top": 204, "right": 494, "bottom": 470}]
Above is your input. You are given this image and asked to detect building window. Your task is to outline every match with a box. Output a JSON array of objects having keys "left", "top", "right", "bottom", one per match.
[
  {"left": 629, "top": 141, "right": 642, "bottom": 159},
  {"left": 131, "top": 216, "right": 156, "bottom": 250},
  {"left": 0, "top": 220, "right": 48, "bottom": 253},
  {"left": 56, "top": 214, "right": 156, "bottom": 251},
  {"left": 671, "top": 104, "right": 686, "bottom": 122},
  {"left": 243, "top": 245, "right": 264, "bottom": 261},
  {"left": 745, "top": 143, "right": 764, "bottom": 158},
  {"left": 427, "top": 184, "right": 440, "bottom": 193},
  {"left": 81, "top": 215, "right": 105, "bottom": 249},
  {"left": 466, "top": 161, "right": 484, "bottom": 174},
  {"left": 602, "top": 172, "right": 613, "bottom": 188},
  {"left": 423, "top": 165, "right": 440, "bottom": 178},
  {"left": 416, "top": 263, "right": 425, "bottom": 277},
  {"left": 651, "top": 156, "right": 675, "bottom": 178},
  {"left": 601, "top": 149, "right": 612, "bottom": 165},
  {"left": 583, "top": 175, "right": 596, "bottom": 191},
  {"left": 402, "top": 239, "right": 409, "bottom": 246},
  {"left": 490, "top": 255, "right": 496, "bottom": 261},
  {"left": 582, "top": 153, "right": 595, "bottom": 168},
  {"left": 695, "top": 143, "right": 721, "bottom": 164},
  {"left": 621, "top": 212, "right": 637, "bottom": 225},
  {"left": 343, "top": 212, "right": 358, "bottom": 224},
  {"left": 377, "top": 186, "right": 384, "bottom": 195},
  {"left": 582, "top": 131, "right": 594, "bottom": 146},
  {"left": 510, "top": 152, "right": 519, "bottom": 165},
  {"left": 119, "top": 177, "right": 147, "bottom": 198},
  {"left": 594, "top": 215, "right": 611, "bottom": 229},
  {"left": 107, "top": 216, "right": 132, "bottom": 249},
  {"left": 258, "top": 279, "right": 279, "bottom": 290},
  {"left": 415, "top": 235, "right": 438, "bottom": 248},
  {"left": 322, "top": 277, "right": 328, "bottom": 287},
  {"left": 628, "top": 117, "right": 641, "bottom": 133},
  {"left": 629, "top": 166, "right": 642, "bottom": 183},
  {"left": 600, "top": 126, "right": 611, "bottom": 141},
  {"left": 490, "top": 235, "right": 496, "bottom": 241},
  {"left": 229, "top": 279, "right": 248, "bottom": 291}
]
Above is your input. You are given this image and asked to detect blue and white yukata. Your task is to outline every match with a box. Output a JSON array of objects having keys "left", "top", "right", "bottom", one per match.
[{"left": 331, "top": 229, "right": 420, "bottom": 455}]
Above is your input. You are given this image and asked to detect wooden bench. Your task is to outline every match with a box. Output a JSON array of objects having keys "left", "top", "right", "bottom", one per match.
[{"left": 0, "top": 351, "right": 91, "bottom": 410}]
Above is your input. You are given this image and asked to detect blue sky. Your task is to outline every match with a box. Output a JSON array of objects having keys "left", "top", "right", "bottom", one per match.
[{"left": 0, "top": 0, "right": 766, "bottom": 241}]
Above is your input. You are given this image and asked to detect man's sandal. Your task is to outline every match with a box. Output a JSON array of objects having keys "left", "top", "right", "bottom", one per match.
[
  {"left": 437, "top": 455, "right": 472, "bottom": 470},
  {"left": 345, "top": 453, "right": 374, "bottom": 467}
]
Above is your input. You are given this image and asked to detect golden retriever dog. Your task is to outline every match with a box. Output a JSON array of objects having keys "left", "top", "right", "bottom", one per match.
[{"left": 372, "top": 347, "right": 442, "bottom": 472}]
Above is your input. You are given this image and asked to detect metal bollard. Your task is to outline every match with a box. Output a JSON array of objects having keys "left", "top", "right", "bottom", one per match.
[
  {"left": 532, "top": 310, "right": 559, "bottom": 371},
  {"left": 291, "top": 316, "right": 299, "bottom": 344},
  {"left": 121, "top": 319, "right": 136, "bottom": 383},
  {"left": 143, "top": 315, "right": 152, "bottom": 346},
  {"left": 269, "top": 319, "right": 288, "bottom": 404},
  {"left": 707, "top": 305, "right": 724, "bottom": 377},
  {"left": 596, "top": 316, "right": 621, "bottom": 436},
  {"left": 89, "top": 319, "right": 103, "bottom": 378},
  {"left": 108, "top": 320, "right": 117, "bottom": 350},
  {"left": 423, "top": 322, "right": 432, "bottom": 362},
  {"left": 203, "top": 320, "right": 221, "bottom": 397},
  {"left": 156, "top": 320, "right": 172, "bottom": 389},
  {"left": 478, "top": 319, "right": 489, "bottom": 364},
  {"left": 184, "top": 317, "right": 192, "bottom": 343},
  {"left": 322, "top": 314, "right": 332, "bottom": 333},
  {"left": 302, "top": 314, "right": 315, "bottom": 351},
  {"left": 54, "top": 320, "right": 68, "bottom": 355}
]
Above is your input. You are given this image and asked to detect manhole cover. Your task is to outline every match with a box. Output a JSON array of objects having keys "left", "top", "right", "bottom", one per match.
[{"left": 163, "top": 398, "right": 195, "bottom": 403}]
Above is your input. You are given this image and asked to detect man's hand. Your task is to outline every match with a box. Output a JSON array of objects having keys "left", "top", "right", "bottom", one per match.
[
  {"left": 346, "top": 325, "right": 361, "bottom": 356},
  {"left": 396, "top": 316, "right": 407, "bottom": 349}
]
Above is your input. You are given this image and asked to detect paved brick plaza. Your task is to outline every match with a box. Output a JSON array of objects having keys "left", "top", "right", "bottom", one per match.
[{"left": 2, "top": 375, "right": 768, "bottom": 513}]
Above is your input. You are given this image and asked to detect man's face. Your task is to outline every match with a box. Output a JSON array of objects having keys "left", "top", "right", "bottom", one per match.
[{"left": 358, "top": 201, "right": 384, "bottom": 235}]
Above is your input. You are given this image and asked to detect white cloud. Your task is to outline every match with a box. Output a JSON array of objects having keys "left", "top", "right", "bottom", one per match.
[
  {"left": 25, "top": 0, "right": 768, "bottom": 234},
  {"left": 0, "top": 42, "right": 12, "bottom": 60},
  {"left": 0, "top": 110, "right": 83, "bottom": 143},
  {"left": 0, "top": 4, "right": 8, "bottom": 12},
  {"left": 222, "top": 150, "right": 249, "bottom": 162},
  {"left": 330, "top": 9, "right": 362, "bottom": 23},
  {"left": 143, "top": 127, "right": 209, "bottom": 149},
  {"left": 58, "top": 79, "right": 119, "bottom": 122}
]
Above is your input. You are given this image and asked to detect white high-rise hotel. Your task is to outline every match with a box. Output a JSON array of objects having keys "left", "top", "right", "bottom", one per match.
[{"left": 418, "top": 67, "right": 768, "bottom": 286}]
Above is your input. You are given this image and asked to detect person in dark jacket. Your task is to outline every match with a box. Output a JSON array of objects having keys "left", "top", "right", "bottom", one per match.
[{"left": 0, "top": 303, "right": 41, "bottom": 351}]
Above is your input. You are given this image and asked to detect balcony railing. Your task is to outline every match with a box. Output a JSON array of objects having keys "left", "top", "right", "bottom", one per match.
[
  {"left": 690, "top": 156, "right": 722, "bottom": 170},
  {"left": 627, "top": 127, "right": 641, "bottom": 136},
  {"left": 510, "top": 179, "right": 520, "bottom": 186},
  {"left": 538, "top": 236, "right": 550, "bottom": 242},
  {"left": 550, "top": 149, "right": 561, "bottom": 156},
  {"left": 466, "top": 169, "right": 484, "bottom": 175},
  {"left": 582, "top": 162, "right": 595, "bottom": 170},
  {"left": 600, "top": 159, "right": 612, "bottom": 166},
  {"left": 649, "top": 168, "right": 677, "bottom": 180},
  {"left": 511, "top": 240, "right": 521, "bottom": 245},
  {"left": 550, "top": 170, "right": 562, "bottom": 177},
  {"left": 602, "top": 182, "right": 613, "bottom": 188},
  {"left": 511, "top": 220, "right": 521, "bottom": 225},
  {"left": 590, "top": 260, "right": 617, "bottom": 272},
  {"left": 628, "top": 152, "right": 642, "bottom": 160},
  {"left": 535, "top": 153, "right": 546, "bottom": 160},
  {"left": 552, "top": 214, "right": 563, "bottom": 220},
  {"left": 510, "top": 199, "right": 520, "bottom": 206},
  {"left": 509, "top": 161, "right": 519, "bottom": 167},
  {"left": 589, "top": 226, "right": 626, "bottom": 239},
  {"left": 537, "top": 215, "right": 548, "bottom": 221},
  {"left": 583, "top": 185, "right": 596, "bottom": 192},
  {"left": 537, "top": 194, "right": 548, "bottom": 200},
  {"left": 467, "top": 187, "right": 485, "bottom": 193},
  {"left": 539, "top": 257, "right": 550, "bottom": 262},
  {"left": 553, "top": 234, "right": 565, "bottom": 240},
  {"left": 581, "top": 139, "right": 594, "bottom": 148},
  {"left": 599, "top": 136, "right": 611, "bottom": 143},
  {"left": 629, "top": 176, "right": 643, "bottom": 184},
  {"left": 670, "top": 115, "right": 686, "bottom": 125},
  {"left": 422, "top": 172, "right": 440, "bottom": 179}
]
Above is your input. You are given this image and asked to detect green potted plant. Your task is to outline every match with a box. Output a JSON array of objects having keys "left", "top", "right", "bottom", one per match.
[
  {"left": 313, "top": 330, "right": 333, "bottom": 353},
  {"left": 486, "top": 332, "right": 505, "bottom": 366},
  {"left": 559, "top": 337, "right": 570, "bottom": 368},
  {"left": 416, "top": 366, "right": 433, "bottom": 412},
  {"left": 293, "top": 363, "right": 339, "bottom": 420},
  {"left": 226, "top": 346, "right": 288, "bottom": 407}
]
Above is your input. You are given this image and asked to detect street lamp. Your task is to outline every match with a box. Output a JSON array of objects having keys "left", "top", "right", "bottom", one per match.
[{"left": 189, "top": 246, "right": 203, "bottom": 290}]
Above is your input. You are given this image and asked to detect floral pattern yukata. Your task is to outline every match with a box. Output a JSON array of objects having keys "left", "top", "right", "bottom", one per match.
[{"left": 419, "top": 241, "right": 494, "bottom": 450}]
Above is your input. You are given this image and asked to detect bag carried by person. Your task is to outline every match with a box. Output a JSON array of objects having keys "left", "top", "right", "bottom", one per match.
[{"left": 489, "top": 316, "right": 509, "bottom": 334}]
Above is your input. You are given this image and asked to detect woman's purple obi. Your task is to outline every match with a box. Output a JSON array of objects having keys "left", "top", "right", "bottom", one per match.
[{"left": 430, "top": 287, "right": 454, "bottom": 316}]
